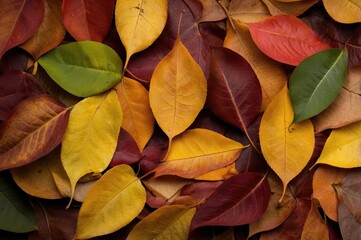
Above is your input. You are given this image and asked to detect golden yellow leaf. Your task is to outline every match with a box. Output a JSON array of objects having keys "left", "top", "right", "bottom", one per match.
[
  {"left": 115, "top": 77, "right": 154, "bottom": 152},
  {"left": 315, "top": 121, "right": 361, "bottom": 168},
  {"left": 154, "top": 128, "right": 244, "bottom": 179},
  {"left": 149, "top": 38, "right": 207, "bottom": 141},
  {"left": 75, "top": 165, "right": 146, "bottom": 239},
  {"left": 115, "top": 0, "right": 168, "bottom": 67},
  {"left": 229, "top": 0, "right": 271, "bottom": 23},
  {"left": 323, "top": 0, "right": 361, "bottom": 24},
  {"left": 259, "top": 84, "right": 314, "bottom": 199},
  {"left": 61, "top": 90, "right": 122, "bottom": 199},
  {"left": 224, "top": 19, "right": 286, "bottom": 111},
  {"left": 194, "top": 163, "right": 238, "bottom": 181},
  {"left": 127, "top": 205, "right": 196, "bottom": 240}
]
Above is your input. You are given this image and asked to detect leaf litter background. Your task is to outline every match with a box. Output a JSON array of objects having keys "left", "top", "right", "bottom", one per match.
[{"left": 1, "top": 0, "right": 361, "bottom": 239}]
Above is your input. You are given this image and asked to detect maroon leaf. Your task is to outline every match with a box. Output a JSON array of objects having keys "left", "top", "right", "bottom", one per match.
[
  {"left": 62, "top": 0, "right": 115, "bottom": 42},
  {"left": 180, "top": 181, "right": 223, "bottom": 203},
  {"left": 0, "top": 48, "right": 29, "bottom": 73},
  {"left": 0, "top": 70, "right": 45, "bottom": 120},
  {"left": 109, "top": 128, "right": 141, "bottom": 167},
  {"left": 190, "top": 172, "right": 270, "bottom": 231},
  {"left": 0, "top": 95, "right": 70, "bottom": 170},
  {"left": 0, "top": 0, "right": 44, "bottom": 59}
]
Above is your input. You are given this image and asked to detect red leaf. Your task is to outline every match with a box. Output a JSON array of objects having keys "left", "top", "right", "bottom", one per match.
[
  {"left": 247, "top": 15, "right": 331, "bottom": 66},
  {"left": 190, "top": 172, "right": 270, "bottom": 231},
  {"left": 0, "top": 0, "right": 44, "bottom": 59},
  {"left": 0, "top": 70, "right": 45, "bottom": 120},
  {"left": 0, "top": 95, "right": 70, "bottom": 170},
  {"left": 62, "top": 0, "right": 115, "bottom": 42}
]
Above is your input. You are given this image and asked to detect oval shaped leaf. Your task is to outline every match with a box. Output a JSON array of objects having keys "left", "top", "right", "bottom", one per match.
[
  {"left": 315, "top": 120, "right": 361, "bottom": 168},
  {"left": 247, "top": 15, "right": 331, "bottom": 66},
  {"left": 149, "top": 38, "right": 207, "bottom": 141},
  {"left": 115, "top": 77, "right": 155, "bottom": 152},
  {"left": 0, "top": 95, "right": 70, "bottom": 170},
  {"left": 0, "top": 0, "right": 44, "bottom": 59},
  {"left": 62, "top": 0, "right": 114, "bottom": 42},
  {"left": 290, "top": 48, "right": 348, "bottom": 123},
  {"left": 154, "top": 128, "right": 244, "bottom": 179},
  {"left": 127, "top": 205, "right": 196, "bottom": 240},
  {"left": 115, "top": 0, "right": 168, "bottom": 67},
  {"left": 61, "top": 90, "right": 122, "bottom": 198},
  {"left": 323, "top": 0, "right": 361, "bottom": 24},
  {"left": 38, "top": 41, "right": 123, "bottom": 97},
  {"left": 75, "top": 165, "right": 146, "bottom": 239},
  {"left": 259, "top": 85, "right": 315, "bottom": 198},
  {"left": 190, "top": 172, "right": 271, "bottom": 230}
]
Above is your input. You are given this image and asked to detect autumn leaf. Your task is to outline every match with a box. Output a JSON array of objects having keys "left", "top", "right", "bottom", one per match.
[
  {"left": 260, "top": 84, "right": 315, "bottom": 200},
  {"left": 228, "top": 0, "right": 270, "bottom": 23},
  {"left": 75, "top": 165, "right": 146, "bottom": 239},
  {"left": 323, "top": 0, "right": 361, "bottom": 23},
  {"left": 0, "top": 95, "right": 70, "bottom": 170},
  {"left": 301, "top": 200, "right": 329, "bottom": 240},
  {"left": 262, "top": 0, "right": 318, "bottom": 16}
]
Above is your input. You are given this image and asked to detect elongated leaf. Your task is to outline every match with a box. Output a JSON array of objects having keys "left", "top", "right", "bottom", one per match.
[
  {"left": 290, "top": 48, "right": 348, "bottom": 123},
  {"left": 0, "top": 0, "right": 44, "bottom": 59},
  {"left": 0, "top": 95, "right": 70, "bottom": 170},
  {"left": 38, "top": 41, "right": 122, "bottom": 97},
  {"left": 115, "top": 77, "right": 155, "bottom": 152},
  {"left": 19, "top": 0, "right": 66, "bottom": 59},
  {"left": 149, "top": 37, "right": 207, "bottom": 141},
  {"left": 0, "top": 172, "right": 36, "bottom": 233},
  {"left": 207, "top": 47, "right": 261, "bottom": 142},
  {"left": 315, "top": 121, "right": 361, "bottom": 168},
  {"left": 61, "top": 90, "right": 122, "bottom": 198},
  {"left": 323, "top": 0, "right": 361, "bottom": 23},
  {"left": 75, "top": 165, "right": 146, "bottom": 239},
  {"left": 127, "top": 205, "right": 196, "bottom": 240},
  {"left": 115, "top": 0, "right": 168, "bottom": 67},
  {"left": 260, "top": 85, "right": 315, "bottom": 198},
  {"left": 247, "top": 15, "right": 331, "bottom": 65},
  {"left": 190, "top": 172, "right": 271, "bottom": 230},
  {"left": 62, "top": 0, "right": 114, "bottom": 42},
  {"left": 154, "top": 128, "right": 244, "bottom": 178}
]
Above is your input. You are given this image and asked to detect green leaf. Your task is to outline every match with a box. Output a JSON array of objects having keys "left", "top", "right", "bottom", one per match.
[
  {"left": 0, "top": 172, "right": 36, "bottom": 233},
  {"left": 289, "top": 48, "right": 348, "bottom": 123},
  {"left": 38, "top": 41, "right": 123, "bottom": 97}
]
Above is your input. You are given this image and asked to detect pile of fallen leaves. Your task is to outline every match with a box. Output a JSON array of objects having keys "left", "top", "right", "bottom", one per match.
[{"left": 1, "top": 0, "right": 361, "bottom": 239}]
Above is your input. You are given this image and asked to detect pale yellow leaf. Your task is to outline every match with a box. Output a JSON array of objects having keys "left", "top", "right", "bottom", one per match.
[
  {"left": 75, "top": 165, "right": 146, "bottom": 239},
  {"left": 127, "top": 205, "right": 196, "bottom": 240},
  {"left": 143, "top": 175, "right": 191, "bottom": 200},
  {"left": 61, "top": 90, "right": 122, "bottom": 199},
  {"left": 224, "top": 19, "right": 286, "bottom": 111},
  {"left": 149, "top": 38, "right": 207, "bottom": 141},
  {"left": 154, "top": 128, "right": 244, "bottom": 179},
  {"left": 323, "top": 0, "right": 361, "bottom": 24},
  {"left": 259, "top": 84, "right": 315, "bottom": 198},
  {"left": 115, "top": 0, "right": 168, "bottom": 67},
  {"left": 315, "top": 120, "right": 361, "bottom": 168},
  {"left": 115, "top": 77, "right": 154, "bottom": 152}
]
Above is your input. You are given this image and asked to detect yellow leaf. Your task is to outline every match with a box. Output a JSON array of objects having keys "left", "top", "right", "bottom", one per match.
[
  {"left": 127, "top": 205, "right": 196, "bottom": 240},
  {"left": 259, "top": 84, "right": 314, "bottom": 199},
  {"left": 115, "top": 0, "right": 168, "bottom": 67},
  {"left": 315, "top": 121, "right": 361, "bottom": 168},
  {"left": 149, "top": 38, "right": 207, "bottom": 141},
  {"left": 143, "top": 175, "right": 191, "bottom": 200},
  {"left": 194, "top": 162, "right": 239, "bottom": 181},
  {"left": 154, "top": 128, "right": 244, "bottom": 179},
  {"left": 75, "top": 165, "right": 146, "bottom": 239},
  {"left": 229, "top": 0, "right": 270, "bottom": 23},
  {"left": 224, "top": 19, "right": 286, "bottom": 111},
  {"left": 61, "top": 90, "right": 122, "bottom": 199},
  {"left": 115, "top": 77, "right": 154, "bottom": 152},
  {"left": 323, "top": 0, "right": 361, "bottom": 24}
]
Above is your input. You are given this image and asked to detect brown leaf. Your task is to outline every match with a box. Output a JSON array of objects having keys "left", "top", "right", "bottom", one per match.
[
  {"left": 228, "top": 0, "right": 271, "bottom": 23},
  {"left": 301, "top": 200, "right": 329, "bottom": 240},
  {"left": 199, "top": 0, "right": 229, "bottom": 22},
  {"left": 262, "top": 0, "right": 318, "bottom": 16},
  {"left": 338, "top": 200, "right": 361, "bottom": 240}
]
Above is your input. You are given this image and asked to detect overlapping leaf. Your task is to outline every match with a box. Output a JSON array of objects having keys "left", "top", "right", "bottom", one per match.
[
  {"left": 301, "top": 200, "right": 329, "bottom": 240},
  {"left": 338, "top": 201, "right": 361, "bottom": 240},
  {"left": 228, "top": 0, "right": 270, "bottom": 23},
  {"left": 75, "top": 165, "right": 146, "bottom": 239},
  {"left": 262, "top": 0, "right": 318, "bottom": 16},
  {"left": 61, "top": 90, "right": 122, "bottom": 199},
  {"left": 0, "top": 95, "right": 70, "bottom": 170},
  {"left": 290, "top": 48, "right": 348, "bottom": 123},
  {"left": 247, "top": 15, "right": 331, "bottom": 65},
  {"left": 323, "top": 0, "right": 361, "bottom": 23},
  {"left": 154, "top": 128, "right": 245, "bottom": 178},
  {"left": 38, "top": 41, "right": 123, "bottom": 97}
]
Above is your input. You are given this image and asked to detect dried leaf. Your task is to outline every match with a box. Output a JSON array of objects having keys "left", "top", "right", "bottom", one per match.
[
  {"left": 301, "top": 200, "right": 329, "bottom": 240},
  {"left": 229, "top": 0, "right": 270, "bottom": 23},
  {"left": 199, "top": 0, "right": 228, "bottom": 22},
  {"left": 323, "top": 0, "right": 361, "bottom": 23},
  {"left": 262, "top": 0, "right": 318, "bottom": 16}
]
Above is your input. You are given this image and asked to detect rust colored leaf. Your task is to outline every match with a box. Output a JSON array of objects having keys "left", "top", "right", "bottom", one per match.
[
  {"left": 247, "top": 15, "right": 331, "bottom": 66},
  {"left": 0, "top": 95, "right": 70, "bottom": 170},
  {"left": 0, "top": 0, "right": 44, "bottom": 59},
  {"left": 301, "top": 200, "right": 329, "bottom": 240},
  {"left": 62, "top": 0, "right": 114, "bottom": 42}
]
